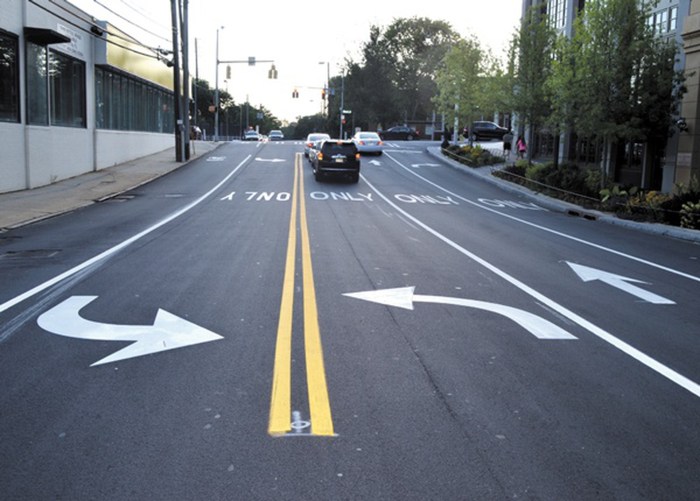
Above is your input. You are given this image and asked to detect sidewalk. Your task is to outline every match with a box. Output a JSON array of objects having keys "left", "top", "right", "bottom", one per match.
[
  {"left": 0, "top": 141, "right": 221, "bottom": 231},
  {"left": 426, "top": 146, "right": 700, "bottom": 244}
]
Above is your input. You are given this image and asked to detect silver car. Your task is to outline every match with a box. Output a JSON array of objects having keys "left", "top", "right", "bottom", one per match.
[
  {"left": 304, "top": 132, "right": 331, "bottom": 158},
  {"left": 352, "top": 131, "right": 383, "bottom": 155}
]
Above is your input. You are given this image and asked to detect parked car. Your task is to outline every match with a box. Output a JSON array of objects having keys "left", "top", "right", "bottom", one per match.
[
  {"left": 304, "top": 132, "right": 331, "bottom": 157},
  {"left": 379, "top": 125, "right": 418, "bottom": 141},
  {"left": 243, "top": 130, "right": 260, "bottom": 141},
  {"left": 269, "top": 130, "right": 284, "bottom": 141},
  {"left": 311, "top": 140, "right": 360, "bottom": 183},
  {"left": 471, "top": 121, "right": 508, "bottom": 141},
  {"left": 352, "top": 131, "right": 383, "bottom": 155}
]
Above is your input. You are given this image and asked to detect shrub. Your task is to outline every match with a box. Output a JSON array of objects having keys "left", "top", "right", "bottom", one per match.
[{"left": 681, "top": 201, "right": 700, "bottom": 229}]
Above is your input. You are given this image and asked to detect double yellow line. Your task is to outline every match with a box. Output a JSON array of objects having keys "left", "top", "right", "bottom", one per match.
[{"left": 268, "top": 153, "right": 334, "bottom": 437}]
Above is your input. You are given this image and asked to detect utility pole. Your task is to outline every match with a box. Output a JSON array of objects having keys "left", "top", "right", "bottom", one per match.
[
  {"left": 170, "top": 0, "right": 183, "bottom": 161},
  {"left": 181, "top": 0, "right": 190, "bottom": 159}
]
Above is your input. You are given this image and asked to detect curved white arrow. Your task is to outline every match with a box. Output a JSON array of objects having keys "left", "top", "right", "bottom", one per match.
[
  {"left": 567, "top": 262, "right": 675, "bottom": 305},
  {"left": 37, "top": 296, "right": 224, "bottom": 367},
  {"left": 344, "top": 287, "right": 576, "bottom": 340}
]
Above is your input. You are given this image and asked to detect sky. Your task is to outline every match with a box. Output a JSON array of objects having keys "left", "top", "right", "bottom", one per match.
[{"left": 69, "top": 0, "right": 523, "bottom": 123}]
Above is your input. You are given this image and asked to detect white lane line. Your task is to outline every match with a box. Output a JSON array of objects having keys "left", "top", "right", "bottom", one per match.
[
  {"left": 0, "top": 155, "right": 252, "bottom": 315},
  {"left": 384, "top": 152, "right": 700, "bottom": 284},
  {"left": 360, "top": 172, "right": 700, "bottom": 399}
]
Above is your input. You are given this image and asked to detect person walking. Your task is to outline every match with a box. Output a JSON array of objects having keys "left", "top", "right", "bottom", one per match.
[
  {"left": 516, "top": 136, "right": 527, "bottom": 159},
  {"left": 503, "top": 129, "right": 513, "bottom": 160}
]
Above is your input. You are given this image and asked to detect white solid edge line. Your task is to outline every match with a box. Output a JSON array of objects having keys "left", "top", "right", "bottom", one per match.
[
  {"left": 0, "top": 155, "right": 252, "bottom": 315},
  {"left": 360, "top": 169, "right": 700, "bottom": 399}
]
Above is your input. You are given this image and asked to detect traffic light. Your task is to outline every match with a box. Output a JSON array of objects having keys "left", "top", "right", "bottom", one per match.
[
  {"left": 226, "top": 65, "right": 231, "bottom": 79},
  {"left": 321, "top": 88, "right": 326, "bottom": 100}
]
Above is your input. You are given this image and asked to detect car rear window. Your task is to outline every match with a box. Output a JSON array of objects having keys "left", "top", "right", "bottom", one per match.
[{"left": 322, "top": 142, "right": 356, "bottom": 155}]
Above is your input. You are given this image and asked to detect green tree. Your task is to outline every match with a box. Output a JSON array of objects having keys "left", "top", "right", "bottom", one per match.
[
  {"left": 433, "top": 36, "right": 487, "bottom": 140},
  {"left": 550, "top": 0, "right": 685, "bottom": 183},
  {"left": 512, "top": 5, "right": 557, "bottom": 160},
  {"left": 343, "top": 17, "right": 459, "bottom": 130}
]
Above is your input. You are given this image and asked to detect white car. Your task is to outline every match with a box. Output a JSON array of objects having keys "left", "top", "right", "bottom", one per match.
[
  {"left": 243, "top": 130, "right": 260, "bottom": 141},
  {"left": 304, "top": 132, "right": 331, "bottom": 158},
  {"left": 269, "top": 130, "right": 284, "bottom": 141},
  {"left": 352, "top": 131, "right": 383, "bottom": 155}
]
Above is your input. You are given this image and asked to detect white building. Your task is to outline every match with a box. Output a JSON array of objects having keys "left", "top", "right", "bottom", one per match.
[{"left": 0, "top": 0, "right": 177, "bottom": 194}]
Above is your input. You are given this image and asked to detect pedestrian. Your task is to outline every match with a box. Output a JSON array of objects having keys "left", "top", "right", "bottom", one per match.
[
  {"left": 503, "top": 129, "right": 513, "bottom": 159},
  {"left": 516, "top": 136, "right": 527, "bottom": 159}
]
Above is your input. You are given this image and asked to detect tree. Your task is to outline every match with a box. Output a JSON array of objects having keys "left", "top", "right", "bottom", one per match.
[
  {"left": 433, "top": 37, "right": 487, "bottom": 141},
  {"left": 342, "top": 17, "right": 459, "bottom": 130},
  {"left": 549, "top": 0, "right": 685, "bottom": 184},
  {"left": 512, "top": 5, "right": 557, "bottom": 160}
]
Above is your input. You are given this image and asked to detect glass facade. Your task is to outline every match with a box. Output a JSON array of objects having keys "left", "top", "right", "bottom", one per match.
[
  {"left": 27, "top": 42, "right": 48, "bottom": 125},
  {"left": 95, "top": 66, "right": 174, "bottom": 133},
  {"left": 27, "top": 42, "right": 86, "bottom": 127},
  {"left": 0, "top": 30, "right": 20, "bottom": 123},
  {"left": 50, "top": 50, "right": 86, "bottom": 127},
  {"left": 548, "top": 0, "right": 568, "bottom": 29}
]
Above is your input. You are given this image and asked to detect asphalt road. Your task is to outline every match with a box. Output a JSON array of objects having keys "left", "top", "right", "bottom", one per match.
[{"left": 1, "top": 139, "right": 699, "bottom": 499}]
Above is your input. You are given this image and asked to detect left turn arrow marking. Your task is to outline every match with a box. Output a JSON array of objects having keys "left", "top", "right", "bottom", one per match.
[
  {"left": 37, "top": 296, "right": 224, "bottom": 366},
  {"left": 344, "top": 286, "right": 576, "bottom": 340}
]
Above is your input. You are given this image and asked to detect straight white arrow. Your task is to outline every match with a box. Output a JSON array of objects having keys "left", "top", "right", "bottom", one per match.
[
  {"left": 566, "top": 262, "right": 675, "bottom": 305},
  {"left": 255, "top": 158, "right": 285, "bottom": 163},
  {"left": 343, "top": 286, "right": 576, "bottom": 340},
  {"left": 37, "top": 296, "right": 224, "bottom": 366}
]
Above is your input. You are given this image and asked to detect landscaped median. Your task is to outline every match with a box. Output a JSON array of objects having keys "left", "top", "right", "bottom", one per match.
[
  {"left": 491, "top": 160, "right": 700, "bottom": 231},
  {"left": 441, "top": 144, "right": 505, "bottom": 167}
]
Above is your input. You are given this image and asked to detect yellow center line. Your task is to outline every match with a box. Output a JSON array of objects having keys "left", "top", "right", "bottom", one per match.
[
  {"left": 268, "top": 153, "right": 334, "bottom": 437},
  {"left": 267, "top": 155, "right": 298, "bottom": 436},
  {"left": 298, "top": 155, "right": 335, "bottom": 436}
]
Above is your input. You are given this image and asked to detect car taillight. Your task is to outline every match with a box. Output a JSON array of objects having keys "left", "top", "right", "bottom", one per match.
[{"left": 359, "top": 141, "right": 366, "bottom": 145}]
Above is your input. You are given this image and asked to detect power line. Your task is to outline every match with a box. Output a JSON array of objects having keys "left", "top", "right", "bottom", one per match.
[
  {"left": 30, "top": 0, "right": 164, "bottom": 62},
  {"left": 92, "top": 0, "right": 172, "bottom": 44},
  {"left": 118, "top": 0, "right": 172, "bottom": 32}
]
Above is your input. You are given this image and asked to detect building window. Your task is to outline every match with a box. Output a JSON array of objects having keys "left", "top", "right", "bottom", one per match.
[
  {"left": 27, "top": 42, "right": 48, "bottom": 125},
  {"left": 50, "top": 50, "right": 86, "bottom": 127},
  {"left": 27, "top": 42, "right": 86, "bottom": 127},
  {"left": 95, "top": 66, "right": 173, "bottom": 133},
  {"left": 669, "top": 6, "right": 678, "bottom": 32},
  {"left": 0, "top": 30, "right": 20, "bottom": 123}
]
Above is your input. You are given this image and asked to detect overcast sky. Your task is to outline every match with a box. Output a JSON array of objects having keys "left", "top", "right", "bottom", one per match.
[{"left": 69, "top": 0, "right": 523, "bottom": 123}]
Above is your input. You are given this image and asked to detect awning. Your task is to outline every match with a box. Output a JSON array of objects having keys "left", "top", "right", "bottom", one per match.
[{"left": 24, "top": 27, "right": 71, "bottom": 45}]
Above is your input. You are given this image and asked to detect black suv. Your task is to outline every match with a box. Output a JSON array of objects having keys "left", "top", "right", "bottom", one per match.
[
  {"left": 471, "top": 121, "right": 508, "bottom": 141},
  {"left": 311, "top": 140, "right": 360, "bottom": 183}
]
